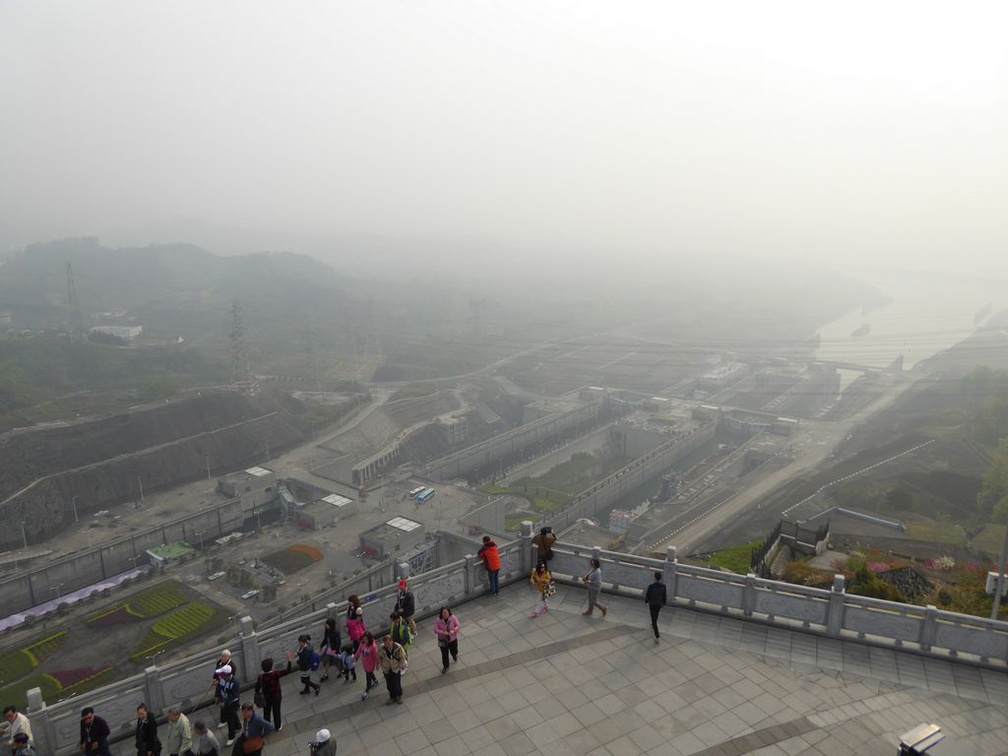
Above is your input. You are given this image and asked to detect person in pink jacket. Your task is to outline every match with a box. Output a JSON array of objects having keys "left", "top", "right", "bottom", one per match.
[
  {"left": 354, "top": 631, "right": 380, "bottom": 700},
  {"left": 433, "top": 606, "right": 460, "bottom": 674},
  {"left": 346, "top": 605, "right": 367, "bottom": 651}
]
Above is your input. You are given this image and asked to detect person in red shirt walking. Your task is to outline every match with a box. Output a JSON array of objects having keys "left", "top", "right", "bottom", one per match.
[{"left": 477, "top": 536, "right": 501, "bottom": 596}]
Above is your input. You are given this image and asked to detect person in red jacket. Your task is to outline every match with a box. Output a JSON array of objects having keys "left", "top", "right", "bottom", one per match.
[{"left": 477, "top": 536, "right": 501, "bottom": 596}]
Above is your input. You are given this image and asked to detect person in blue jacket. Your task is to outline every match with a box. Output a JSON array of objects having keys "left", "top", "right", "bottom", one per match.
[{"left": 231, "top": 703, "right": 273, "bottom": 756}]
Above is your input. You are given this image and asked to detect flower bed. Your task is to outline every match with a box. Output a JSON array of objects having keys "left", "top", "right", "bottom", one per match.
[
  {"left": 85, "top": 605, "right": 138, "bottom": 628},
  {"left": 86, "top": 581, "right": 190, "bottom": 627},
  {"left": 131, "top": 603, "right": 228, "bottom": 661},
  {"left": 46, "top": 665, "right": 113, "bottom": 689},
  {"left": 0, "top": 665, "right": 115, "bottom": 709}
]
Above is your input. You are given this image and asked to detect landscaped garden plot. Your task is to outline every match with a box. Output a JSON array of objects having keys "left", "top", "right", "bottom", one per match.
[
  {"left": 86, "top": 581, "right": 189, "bottom": 627},
  {"left": 131, "top": 602, "right": 229, "bottom": 661},
  {"left": 0, "top": 631, "right": 68, "bottom": 685},
  {"left": 261, "top": 544, "right": 324, "bottom": 575},
  {"left": 0, "top": 665, "right": 115, "bottom": 709}
]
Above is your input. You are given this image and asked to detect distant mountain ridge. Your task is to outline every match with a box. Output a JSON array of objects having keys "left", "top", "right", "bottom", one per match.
[{"left": 0, "top": 237, "right": 346, "bottom": 326}]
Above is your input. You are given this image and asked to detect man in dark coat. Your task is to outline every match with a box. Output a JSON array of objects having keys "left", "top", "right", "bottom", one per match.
[
  {"left": 80, "top": 707, "right": 113, "bottom": 756},
  {"left": 644, "top": 571, "right": 667, "bottom": 643},
  {"left": 135, "top": 704, "right": 160, "bottom": 756}
]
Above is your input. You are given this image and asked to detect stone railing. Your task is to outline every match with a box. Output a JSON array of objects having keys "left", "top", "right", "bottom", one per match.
[
  {"left": 27, "top": 538, "right": 532, "bottom": 756},
  {"left": 27, "top": 535, "right": 1008, "bottom": 754},
  {"left": 546, "top": 542, "right": 1008, "bottom": 668}
]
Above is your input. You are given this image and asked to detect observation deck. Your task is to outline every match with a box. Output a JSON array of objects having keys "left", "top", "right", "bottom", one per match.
[{"left": 24, "top": 538, "right": 1008, "bottom": 756}]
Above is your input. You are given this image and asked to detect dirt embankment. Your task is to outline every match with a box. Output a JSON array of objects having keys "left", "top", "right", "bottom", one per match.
[{"left": 0, "top": 390, "right": 309, "bottom": 547}]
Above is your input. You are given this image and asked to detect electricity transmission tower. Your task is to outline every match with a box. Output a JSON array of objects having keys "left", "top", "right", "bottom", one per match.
[
  {"left": 66, "top": 262, "right": 86, "bottom": 338},
  {"left": 229, "top": 299, "right": 258, "bottom": 394}
]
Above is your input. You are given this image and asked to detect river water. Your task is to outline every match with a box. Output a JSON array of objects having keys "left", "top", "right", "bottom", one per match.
[{"left": 816, "top": 271, "right": 1008, "bottom": 376}]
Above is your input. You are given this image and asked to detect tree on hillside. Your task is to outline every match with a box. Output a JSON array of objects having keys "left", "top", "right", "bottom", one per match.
[
  {"left": 962, "top": 367, "right": 1008, "bottom": 446},
  {"left": 980, "top": 438, "right": 1008, "bottom": 522}
]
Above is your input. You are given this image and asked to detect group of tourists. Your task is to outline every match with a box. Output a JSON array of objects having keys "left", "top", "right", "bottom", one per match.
[
  {"left": 17, "top": 531, "right": 666, "bottom": 756},
  {"left": 526, "top": 526, "right": 668, "bottom": 642}
]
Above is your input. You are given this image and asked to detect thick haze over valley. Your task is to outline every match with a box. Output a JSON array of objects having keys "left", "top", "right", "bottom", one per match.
[{"left": 2, "top": 1, "right": 1007, "bottom": 281}]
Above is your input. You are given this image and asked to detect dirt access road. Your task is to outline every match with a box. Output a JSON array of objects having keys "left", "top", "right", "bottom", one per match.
[{"left": 668, "top": 371, "right": 919, "bottom": 555}]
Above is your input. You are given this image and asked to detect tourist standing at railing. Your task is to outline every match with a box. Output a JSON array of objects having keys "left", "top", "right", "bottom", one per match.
[
  {"left": 390, "top": 611, "right": 413, "bottom": 648},
  {"left": 378, "top": 635, "right": 408, "bottom": 705},
  {"left": 2, "top": 705, "right": 32, "bottom": 751},
  {"left": 319, "top": 617, "right": 342, "bottom": 682},
  {"left": 582, "top": 558, "right": 608, "bottom": 618},
  {"left": 395, "top": 580, "right": 417, "bottom": 636},
  {"left": 191, "top": 721, "right": 219, "bottom": 756},
  {"left": 214, "top": 665, "right": 241, "bottom": 745},
  {"left": 529, "top": 561, "right": 553, "bottom": 617},
  {"left": 434, "top": 606, "right": 460, "bottom": 674},
  {"left": 477, "top": 536, "right": 501, "bottom": 596},
  {"left": 209, "top": 649, "right": 237, "bottom": 733},
  {"left": 79, "top": 707, "right": 112, "bottom": 756},
  {"left": 355, "top": 631, "right": 380, "bottom": 700},
  {"left": 134, "top": 703, "right": 160, "bottom": 756},
  {"left": 644, "top": 571, "right": 667, "bottom": 644},
  {"left": 532, "top": 527, "right": 556, "bottom": 564},
  {"left": 255, "top": 652, "right": 295, "bottom": 731},
  {"left": 296, "top": 635, "right": 322, "bottom": 696},
  {"left": 346, "top": 598, "right": 366, "bottom": 652}
]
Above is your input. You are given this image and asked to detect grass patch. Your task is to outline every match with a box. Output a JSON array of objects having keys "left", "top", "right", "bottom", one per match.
[
  {"left": 23, "top": 631, "right": 69, "bottom": 666},
  {"left": 130, "top": 582, "right": 190, "bottom": 618},
  {"left": 970, "top": 523, "right": 1008, "bottom": 555},
  {"left": 132, "top": 603, "right": 229, "bottom": 662},
  {"left": 0, "top": 649, "right": 35, "bottom": 687},
  {"left": 0, "top": 631, "right": 69, "bottom": 686},
  {"left": 708, "top": 541, "right": 762, "bottom": 575},
  {"left": 906, "top": 522, "right": 967, "bottom": 546}
]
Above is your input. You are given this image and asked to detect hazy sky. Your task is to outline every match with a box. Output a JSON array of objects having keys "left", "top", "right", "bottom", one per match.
[{"left": 2, "top": 1, "right": 1006, "bottom": 273}]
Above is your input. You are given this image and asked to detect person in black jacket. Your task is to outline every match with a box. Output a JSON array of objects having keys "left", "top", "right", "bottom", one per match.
[
  {"left": 394, "top": 580, "right": 416, "bottom": 635},
  {"left": 644, "top": 572, "right": 667, "bottom": 644},
  {"left": 135, "top": 703, "right": 160, "bottom": 756},
  {"left": 80, "top": 707, "right": 112, "bottom": 756},
  {"left": 296, "top": 635, "right": 321, "bottom": 695},
  {"left": 319, "top": 618, "right": 342, "bottom": 682}
]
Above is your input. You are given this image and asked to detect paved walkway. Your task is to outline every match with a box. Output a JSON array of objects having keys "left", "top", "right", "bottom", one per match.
[{"left": 156, "top": 583, "right": 1006, "bottom": 756}]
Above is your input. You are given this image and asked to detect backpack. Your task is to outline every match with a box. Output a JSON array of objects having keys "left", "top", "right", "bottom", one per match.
[{"left": 310, "top": 651, "right": 322, "bottom": 671}]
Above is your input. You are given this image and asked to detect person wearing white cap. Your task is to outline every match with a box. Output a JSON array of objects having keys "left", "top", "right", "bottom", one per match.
[
  {"left": 310, "top": 729, "right": 336, "bottom": 756},
  {"left": 209, "top": 650, "right": 237, "bottom": 731},
  {"left": 213, "top": 665, "right": 240, "bottom": 745}
]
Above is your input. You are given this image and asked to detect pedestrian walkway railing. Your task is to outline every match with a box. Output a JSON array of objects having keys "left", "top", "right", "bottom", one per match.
[
  {"left": 26, "top": 535, "right": 1008, "bottom": 755},
  {"left": 547, "top": 542, "right": 1008, "bottom": 671}
]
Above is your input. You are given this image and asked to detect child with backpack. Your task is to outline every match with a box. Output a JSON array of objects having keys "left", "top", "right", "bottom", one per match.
[{"left": 337, "top": 644, "right": 357, "bottom": 684}]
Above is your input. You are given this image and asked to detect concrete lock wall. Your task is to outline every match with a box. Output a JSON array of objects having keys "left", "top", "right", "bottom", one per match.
[
  {"left": 425, "top": 404, "right": 600, "bottom": 481},
  {"left": 546, "top": 422, "right": 716, "bottom": 530},
  {"left": 0, "top": 498, "right": 256, "bottom": 614},
  {"left": 25, "top": 534, "right": 1008, "bottom": 755}
]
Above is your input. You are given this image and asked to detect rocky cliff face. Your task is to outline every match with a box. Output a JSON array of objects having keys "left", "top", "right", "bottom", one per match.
[{"left": 0, "top": 390, "right": 308, "bottom": 546}]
